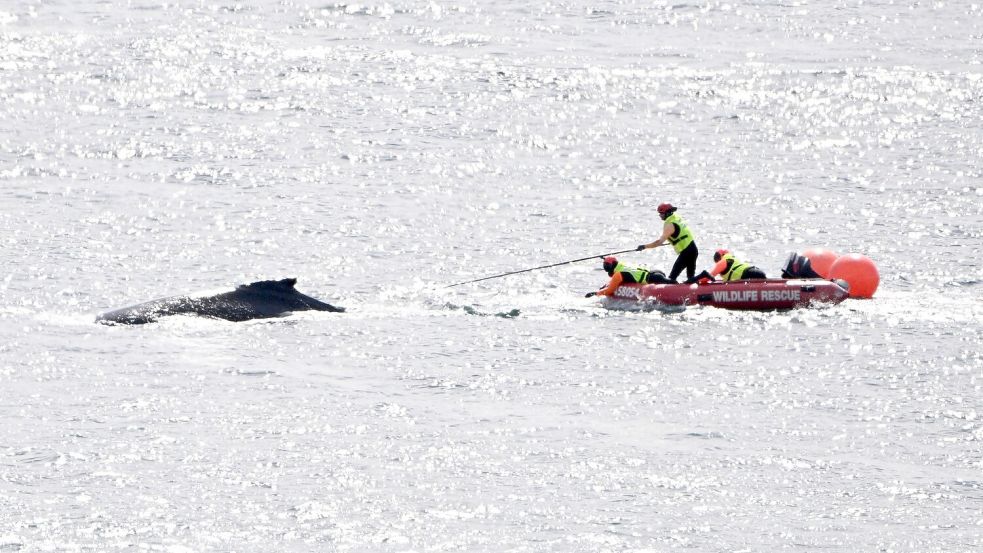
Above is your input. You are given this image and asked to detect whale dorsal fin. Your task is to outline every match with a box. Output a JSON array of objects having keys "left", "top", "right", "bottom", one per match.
[{"left": 237, "top": 278, "right": 298, "bottom": 291}]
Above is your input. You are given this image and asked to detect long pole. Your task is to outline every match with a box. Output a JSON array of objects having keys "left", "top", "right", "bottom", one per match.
[{"left": 445, "top": 248, "right": 640, "bottom": 288}]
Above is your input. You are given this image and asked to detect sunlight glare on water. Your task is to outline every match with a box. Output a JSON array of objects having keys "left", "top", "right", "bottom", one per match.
[{"left": 1, "top": 1, "right": 981, "bottom": 551}]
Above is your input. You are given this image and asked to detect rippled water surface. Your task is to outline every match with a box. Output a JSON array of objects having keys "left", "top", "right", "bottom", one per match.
[{"left": 2, "top": 1, "right": 982, "bottom": 551}]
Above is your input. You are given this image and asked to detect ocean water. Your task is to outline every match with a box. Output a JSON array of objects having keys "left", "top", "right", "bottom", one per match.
[{"left": 1, "top": 1, "right": 982, "bottom": 551}]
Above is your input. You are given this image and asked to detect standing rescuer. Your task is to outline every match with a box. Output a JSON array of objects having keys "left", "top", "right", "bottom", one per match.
[
  {"left": 636, "top": 203, "right": 699, "bottom": 283},
  {"left": 585, "top": 256, "right": 673, "bottom": 298}
]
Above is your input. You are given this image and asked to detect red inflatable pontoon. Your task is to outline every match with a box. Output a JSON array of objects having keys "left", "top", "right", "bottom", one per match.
[{"left": 602, "top": 279, "right": 849, "bottom": 311}]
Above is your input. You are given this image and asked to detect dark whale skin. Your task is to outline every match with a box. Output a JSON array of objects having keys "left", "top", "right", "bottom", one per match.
[{"left": 96, "top": 278, "right": 344, "bottom": 324}]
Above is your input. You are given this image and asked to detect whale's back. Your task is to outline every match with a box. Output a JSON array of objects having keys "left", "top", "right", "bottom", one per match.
[{"left": 96, "top": 278, "right": 344, "bottom": 324}]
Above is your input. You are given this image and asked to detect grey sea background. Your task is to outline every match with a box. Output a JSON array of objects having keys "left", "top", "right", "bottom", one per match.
[{"left": 2, "top": 1, "right": 982, "bottom": 551}]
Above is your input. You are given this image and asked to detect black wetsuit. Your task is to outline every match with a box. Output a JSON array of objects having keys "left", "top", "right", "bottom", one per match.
[
  {"left": 668, "top": 242, "right": 699, "bottom": 282},
  {"left": 741, "top": 266, "right": 767, "bottom": 279},
  {"left": 643, "top": 269, "right": 675, "bottom": 284}
]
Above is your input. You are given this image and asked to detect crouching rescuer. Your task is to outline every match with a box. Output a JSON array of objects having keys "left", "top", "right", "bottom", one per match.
[
  {"left": 586, "top": 256, "right": 674, "bottom": 298},
  {"left": 686, "top": 249, "right": 767, "bottom": 284}
]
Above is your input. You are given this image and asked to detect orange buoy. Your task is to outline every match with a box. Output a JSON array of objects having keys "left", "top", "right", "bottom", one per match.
[
  {"left": 828, "top": 253, "right": 879, "bottom": 298},
  {"left": 801, "top": 247, "right": 839, "bottom": 278}
]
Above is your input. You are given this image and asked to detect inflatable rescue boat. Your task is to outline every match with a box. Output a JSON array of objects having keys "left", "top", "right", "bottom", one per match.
[{"left": 602, "top": 278, "right": 849, "bottom": 311}]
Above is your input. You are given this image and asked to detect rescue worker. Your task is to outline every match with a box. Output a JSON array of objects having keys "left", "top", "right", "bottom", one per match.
[
  {"left": 687, "top": 249, "right": 767, "bottom": 284},
  {"left": 636, "top": 203, "right": 699, "bottom": 283},
  {"left": 585, "top": 256, "right": 673, "bottom": 298}
]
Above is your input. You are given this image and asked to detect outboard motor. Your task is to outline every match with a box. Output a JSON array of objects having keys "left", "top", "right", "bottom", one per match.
[{"left": 781, "top": 252, "right": 822, "bottom": 279}]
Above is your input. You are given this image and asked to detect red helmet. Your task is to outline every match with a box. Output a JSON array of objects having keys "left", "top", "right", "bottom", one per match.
[
  {"left": 657, "top": 203, "right": 675, "bottom": 216},
  {"left": 602, "top": 256, "right": 618, "bottom": 274},
  {"left": 713, "top": 249, "right": 730, "bottom": 262}
]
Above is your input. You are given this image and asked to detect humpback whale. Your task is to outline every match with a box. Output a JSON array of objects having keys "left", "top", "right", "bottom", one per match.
[{"left": 96, "top": 278, "right": 344, "bottom": 324}]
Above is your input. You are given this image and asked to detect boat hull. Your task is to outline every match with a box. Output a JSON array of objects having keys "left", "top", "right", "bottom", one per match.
[{"left": 604, "top": 279, "right": 849, "bottom": 310}]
